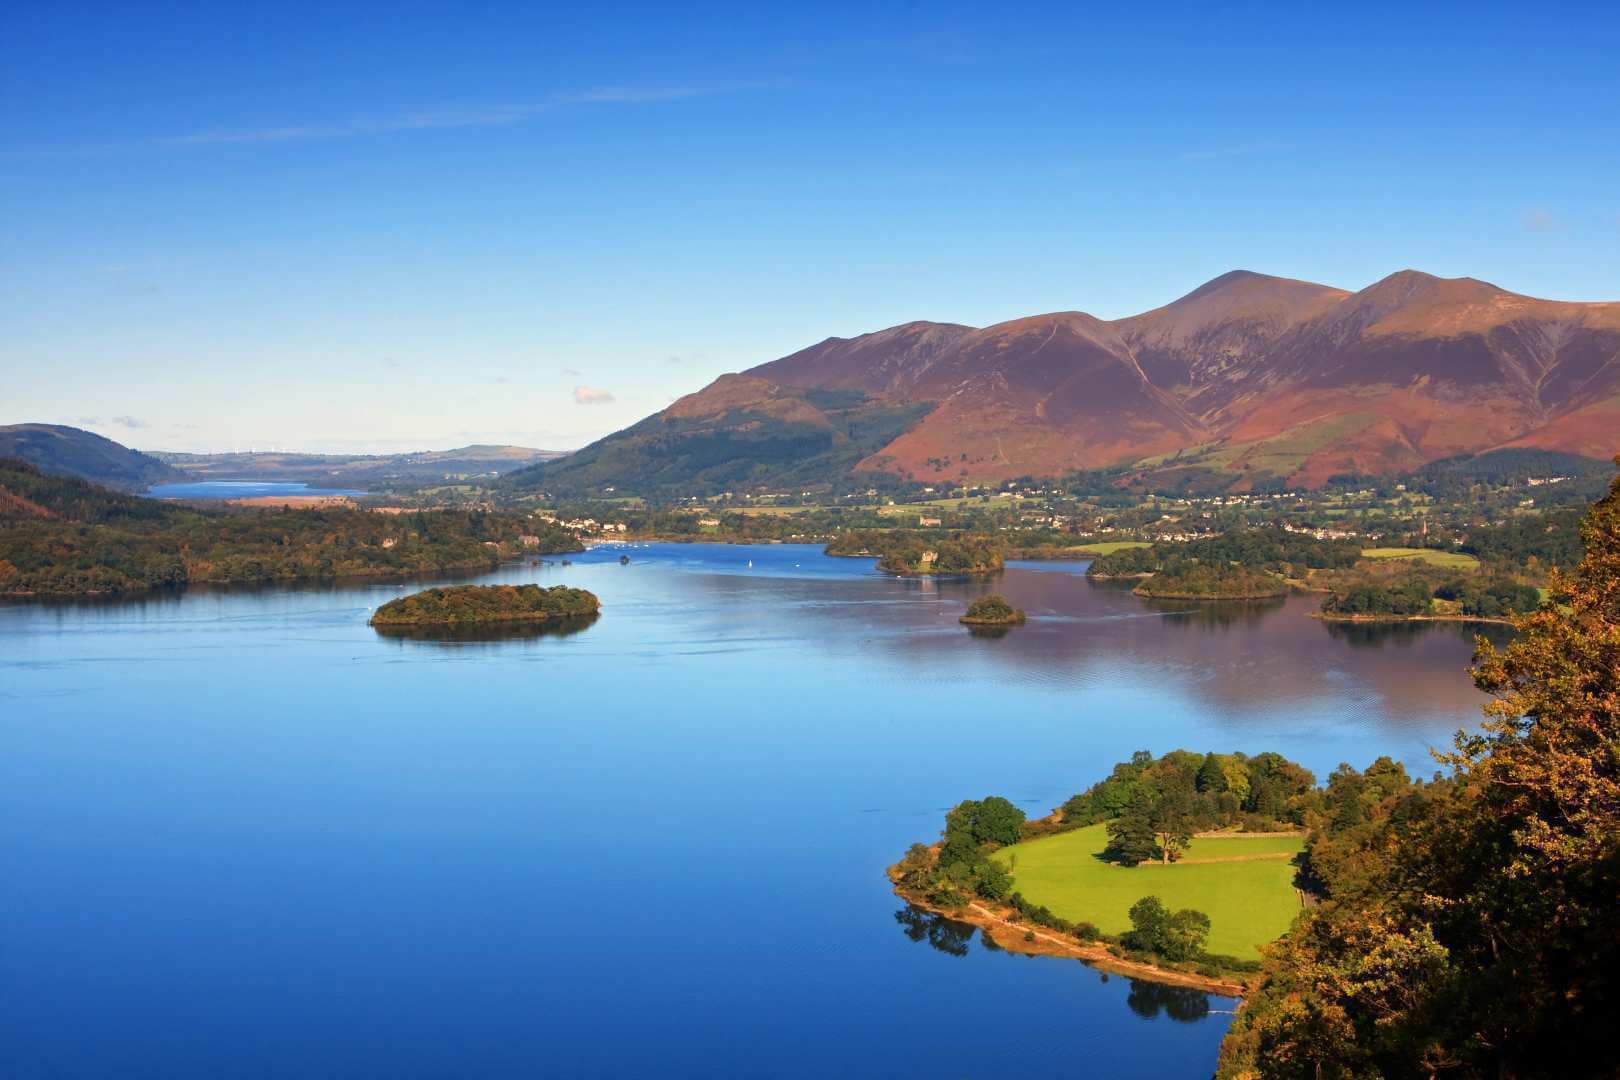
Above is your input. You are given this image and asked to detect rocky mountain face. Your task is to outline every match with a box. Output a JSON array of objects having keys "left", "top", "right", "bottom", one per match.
[{"left": 512, "top": 270, "right": 1620, "bottom": 495}]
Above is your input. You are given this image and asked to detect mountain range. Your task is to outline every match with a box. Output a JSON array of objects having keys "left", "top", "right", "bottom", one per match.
[
  {"left": 0, "top": 425, "right": 564, "bottom": 492},
  {"left": 512, "top": 270, "right": 1620, "bottom": 496},
  {"left": 152, "top": 445, "right": 566, "bottom": 486}
]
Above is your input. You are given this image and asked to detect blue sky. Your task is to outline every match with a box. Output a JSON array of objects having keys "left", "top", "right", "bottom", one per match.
[{"left": 3, "top": 2, "right": 1617, "bottom": 453}]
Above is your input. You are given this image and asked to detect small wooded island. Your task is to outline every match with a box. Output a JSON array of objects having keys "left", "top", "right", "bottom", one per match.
[
  {"left": 1131, "top": 560, "right": 1286, "bottom": 601},
  {"left": 960, "top": 594, "right": 1025, "bottom": 625},
  {"left": 369, "top": 583, "right": 600, "bottom": 626},
  {"left": 825, "top": 529, "right": 1004, "bottom": 576}
]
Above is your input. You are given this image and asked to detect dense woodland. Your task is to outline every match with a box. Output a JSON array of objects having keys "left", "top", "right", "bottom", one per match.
[
  {"left": 369, "top": 584, "right": 599, "bottom": 625},
  {"left": 0, "top": 459, "right": 582, "bottom": 595},
  {"left": 1321, "top": 569, "right": 1540, "bottom": 619},
  {"left": 1218, "top": 466, "right": 1620, "bottom": 1078}
]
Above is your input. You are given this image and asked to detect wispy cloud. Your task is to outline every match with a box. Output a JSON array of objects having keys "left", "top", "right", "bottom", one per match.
[
  {"left": 111, "top": 415, "right": 149, "bottom": 428},
  {"left": 1522, "top": 208, "right": 1561, "bottom": 233},
  {"left": 8, "top": 84, "right": 754, "bottom": 158},
  {"left": 155, "top": 85, "right": 737, "bottom": 149},
  {"left": 573, "top": 386, "right": 614, "bottom": 405}
]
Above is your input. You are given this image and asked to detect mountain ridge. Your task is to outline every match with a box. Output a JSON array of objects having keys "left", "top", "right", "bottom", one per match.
[
  {"left": 0, "top": 424, "right": 182, "bottom": 490},
  {"left": 509, "top": 269, "right": 1620, "bottom": 496}
]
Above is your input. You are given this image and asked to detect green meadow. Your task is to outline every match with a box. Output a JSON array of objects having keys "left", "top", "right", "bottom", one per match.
[
  {"left": 991, "top": 824, "right": 1305, "bottom": 959},
  {"left": 1360, "top": 546, "right": 1480, "bottom": 569}
]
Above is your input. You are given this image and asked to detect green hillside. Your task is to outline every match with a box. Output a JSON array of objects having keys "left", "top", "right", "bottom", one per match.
[
  {"left": 0, "top": 423, "right": 180, "bottom": 490},
  {"left": 505, "top": 388, "right": 932, "bottom": 498}
]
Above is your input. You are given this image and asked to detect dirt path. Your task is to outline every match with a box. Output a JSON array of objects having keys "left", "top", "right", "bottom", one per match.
[{"left": 895, "top": 888, "right": 1251, "bottom": 996}]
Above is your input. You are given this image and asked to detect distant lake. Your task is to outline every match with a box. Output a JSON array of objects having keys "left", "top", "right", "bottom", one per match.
[
  {"left": 147, "top": 480, "right": 368, "bottom": 500},
  {"left": 0, "top": 544, "right": 1502, "bottom": 1078}
]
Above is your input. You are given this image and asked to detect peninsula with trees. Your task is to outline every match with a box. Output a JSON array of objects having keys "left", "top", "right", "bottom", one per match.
[
  {"left": 891, "top": 748, "right": 1321, "bottom": 993},
  {"left": 0, "top": 459, "right": 584, "bottom": 596}
]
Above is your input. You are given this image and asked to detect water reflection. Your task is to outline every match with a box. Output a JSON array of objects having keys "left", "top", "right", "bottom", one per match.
[
  {"left": 1321, "top": 617, "right": 1512, "bottom": 651},
  {"left": 893, "top": 905, "right": 976, "bottom": 957},
  {"left": 1148, "top": 596, "right": 1287, "bottom": 628},
  {"left": 371, "top": 614, "right": 600, "bottom": 645},
  {"left": 1125, "top": 980, "right": 1213, "bottom": 1023}
]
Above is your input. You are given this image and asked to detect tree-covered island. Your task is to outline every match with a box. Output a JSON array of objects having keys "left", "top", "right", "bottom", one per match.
[
  {"left": 369, "top": 583, "right": 600, "bottom": 626},
  {"left": 1130, "top": 559, "right": 1287, "bottom": 600},
  {"left": 959, "top": 593, "right": 1025, "bottom": 625},
  {"left": 824, "top": 528, "right": 1004, "bottom": 575}
]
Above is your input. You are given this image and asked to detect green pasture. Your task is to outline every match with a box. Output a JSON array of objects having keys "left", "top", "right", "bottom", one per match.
[
  {"left": 991, "top": 824, "right": 1305, "bottom": 958},
  {"left": 1360, "top": 547, "right": 1480, "bottom": 570}
]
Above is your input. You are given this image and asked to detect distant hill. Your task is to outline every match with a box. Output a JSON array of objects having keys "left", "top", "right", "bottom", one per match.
[
  {"left": 507, "top": 269, "right": 1620, "bottom": 496},
  {"left": 0, "top": 424, "right": 181, "bottom": 490},
  {"left": 157, "top": 444, "right": 567, "bottom": 487}
]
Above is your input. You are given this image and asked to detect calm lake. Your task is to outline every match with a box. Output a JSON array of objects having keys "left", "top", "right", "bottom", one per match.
[
  {"left": 147, "top": 480, "right": 368, "bottom": 500},
  {"left": 0, "top": 543, "right": 1501, "bottom": 1079}
]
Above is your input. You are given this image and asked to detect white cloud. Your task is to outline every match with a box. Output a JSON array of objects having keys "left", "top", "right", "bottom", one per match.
[{"left": 573, "top": 386, "right": 614, "bottom": 405}]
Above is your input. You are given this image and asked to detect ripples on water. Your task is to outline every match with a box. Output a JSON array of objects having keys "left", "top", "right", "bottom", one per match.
[{"left": 0, "top": 544, "right": 1503, "bottom": 1079}]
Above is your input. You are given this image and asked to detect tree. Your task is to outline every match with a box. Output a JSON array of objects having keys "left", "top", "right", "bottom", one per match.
[
  {"left": 1153, "top": 788, "right": 1195, "bottom": 864},
  {"left": 1126, "top": 895, "right": 1170, "bottom": 950},
  {"left": 1197, "top": 752, "right": 1228, "bottom": 794},
  {"left": 946, "top": 795, "right": 1026, "bottom": 847},
  {"left": 1126, "top": 895, "right": 1211, "bottom": 961},
  {"left": 1162, "top": 908, "right": 1212, "bottom": 962},
  {"left": 1105, "top": 791, "right": 1162, "bottom": 866}
]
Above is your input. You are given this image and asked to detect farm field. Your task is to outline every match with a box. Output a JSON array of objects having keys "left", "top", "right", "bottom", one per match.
[
  {"left": 1360, "top": 547, "right": 1480, "bottom": 569},
  {"left": 991, "top": 824, "right": 1305, "bottom": 959}
]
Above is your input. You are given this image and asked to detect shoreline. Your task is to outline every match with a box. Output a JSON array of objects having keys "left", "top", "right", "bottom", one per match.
[
  {"left": 1312, "top": 611, "right": 1516, "bottom": 627},
  {"left": 0, "top": 550, "right": 565, "bottom": 602},
  {"left": 891, "top": 883, "right": 1252, "bottom": 997},
  {"left": 1132, "top": 588, "right": 1286, "bottom": 601}
]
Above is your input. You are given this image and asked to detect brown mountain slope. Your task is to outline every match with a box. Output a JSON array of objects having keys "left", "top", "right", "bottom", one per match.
[
  {"left": 1194, "top": 271, "right": 1620, "bottom": 484},
  {"left": 513, "top": 270, "right": 1620, "bottom": 495},
  {"left": 1115, "top": 269, "right": 1351, "bottom": 401},
  {"left": 858, "top": 312, "right": 1207, "bottom": 479}
]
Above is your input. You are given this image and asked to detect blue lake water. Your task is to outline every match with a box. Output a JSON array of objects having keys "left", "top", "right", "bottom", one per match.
[
  {"left": 147, "top": 480, "right": 368, "bottom": 500},
  {"left": 0, "top": 543, "right": 1498, "bottom": 1078}
]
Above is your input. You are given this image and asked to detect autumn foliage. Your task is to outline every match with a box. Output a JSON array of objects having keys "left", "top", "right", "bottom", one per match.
[{"left": 1218, "top": 460, "right": 1620, "bottom": 1078}]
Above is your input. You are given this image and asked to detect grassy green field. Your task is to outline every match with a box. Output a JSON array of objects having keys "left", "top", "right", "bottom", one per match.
[
  {"left": 991, "top": 824, "right": 1305, "bottom": 958},
  {"left": 1063, "top": 541, "right": 1153, "bottom": 556},
  {"left": 1360, "top": 547, "right": 1480, "bottom": 570}
]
